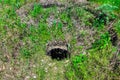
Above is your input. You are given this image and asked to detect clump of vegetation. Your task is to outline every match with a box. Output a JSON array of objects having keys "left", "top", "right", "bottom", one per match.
[
  {"left": 65, "top": 54, "right": 87, "bottom": 80},
  {"left": 96, "top": 4, "right": 118, "bottom": 12},
  {"left": 30, "top": 3, "right": 43, "bottom": 17},
  {"left": 65, "top": 44, "right": 118, "bottom": 80},
  {"left": 20, "top": 47, "right": 31, "bottom": 58},
  {"left": 65, "top": 1, "right": 120, "bottom": 78},
  {"left": 92, "top": 32, "right": 111, "bottom": 50},
  {"left": 89, "top": 0, "right": 120, "bottom": 10},
  {"left": 114, "top": 20, "right": 120, "bottom": 36}
]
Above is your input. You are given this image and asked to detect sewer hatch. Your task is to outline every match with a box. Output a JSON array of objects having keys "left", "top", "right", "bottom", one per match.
[{"left": 46, "top": 41, "right": 70, "bottom": 60}]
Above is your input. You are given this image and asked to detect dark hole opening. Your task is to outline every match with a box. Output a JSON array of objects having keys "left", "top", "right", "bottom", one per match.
[{"left": 48, "top": 48, "right": 70, "bottom": 60}]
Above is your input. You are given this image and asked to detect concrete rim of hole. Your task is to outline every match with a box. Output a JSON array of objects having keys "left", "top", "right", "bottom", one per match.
[{"left": 46, "top": 40, "right": 70, "bottom": 60}]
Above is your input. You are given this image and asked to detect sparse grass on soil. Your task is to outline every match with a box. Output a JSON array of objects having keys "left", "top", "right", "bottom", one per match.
[{"left": 0, "top": 0, "right": 120, "bottom": 80}]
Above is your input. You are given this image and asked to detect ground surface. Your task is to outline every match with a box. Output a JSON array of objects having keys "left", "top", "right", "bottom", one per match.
[{"left": 0, "top": 0, "right": 120, "bottom": 80}]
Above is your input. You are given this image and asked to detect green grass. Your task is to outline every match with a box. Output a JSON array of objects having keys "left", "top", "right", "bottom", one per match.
[
  {"left": 114, "top": 20, "right": 120, "bottom": 36},
  {"left": 30, "top": 3, "right": 43, "bottom": 17},
  {"left": 92, "top": 32, "right": 110, "bottom": 50},
  {"left": 90, "top": 0, "right": 120, "bottom": 13},
  {"left": 90, "top": 0, "right": 120, "bottom": 8},
  {"left": 65, "top": 44, "right": 119, "bottom": 80}
]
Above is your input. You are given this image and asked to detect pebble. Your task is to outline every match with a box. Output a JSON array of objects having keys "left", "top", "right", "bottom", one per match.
[{"left": 33, "top": 75, "right": 37, "bottom": 79}]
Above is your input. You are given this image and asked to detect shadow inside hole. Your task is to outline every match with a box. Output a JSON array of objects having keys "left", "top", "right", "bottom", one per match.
[{"left": 47, "top": 48, "right": 70, "bottom": 60}]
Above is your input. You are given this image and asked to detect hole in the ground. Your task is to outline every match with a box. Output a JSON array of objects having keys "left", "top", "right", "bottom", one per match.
[
  {"left": 46, "top": 41, "right": 70, "bottom": 60},
  {"left": 47, "top": 48, "right": 70, "bottom": 60}
]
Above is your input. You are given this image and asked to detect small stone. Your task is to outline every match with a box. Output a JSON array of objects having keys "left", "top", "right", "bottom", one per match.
[
  {"left": 65, "top": 60, "right": 69, "bottom": 63},
  {"left": 54, "top": 67, "right": 57, "bottom": 70},
  {"left": 41, "top": 59, "right": 44, "bottom": 62},
  {"left": 45, "top": 68, "right": 48, "bottom": 72},
  {"left": 33, "top": 65, "right": 36, "bottom": 68},
  {"left": 10, "top": 67, "right": 12, "bottom": 70},
  {"left": 33, "top": 75, "right": 37, "bottom": 79},
  {"left": 48, "top": 63, "right": 52, "bottom": 66}
]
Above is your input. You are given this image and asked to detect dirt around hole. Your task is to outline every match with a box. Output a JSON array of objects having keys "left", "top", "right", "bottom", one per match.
[{"left": 46, "top": 41, "right": 70, "bottom": 60}]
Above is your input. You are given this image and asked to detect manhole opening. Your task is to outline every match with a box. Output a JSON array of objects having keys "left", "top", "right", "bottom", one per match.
[{"left": 47, "top": 48, "right": 70, "bottom": 60}]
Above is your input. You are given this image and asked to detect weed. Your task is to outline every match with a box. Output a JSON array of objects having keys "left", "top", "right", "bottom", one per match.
[
  {"left": 3, "top": 0, "right": 11, "bottom": 4},
  {"left": 20, "top": 47, "right": 31, "bottom": 58},
  {"left": 96, "top": 4, "right": 117, "bottom": 20},
  {"left": 6, "top": 7, "right": 16, "bottom": 18},
  {"left": 114, "top": 20, "right": 120, "bottom": 36},
  {"left": 49, "top": 21, "right": 65, "bottom": 40},
  {"left": 96, "top": 4, "right": 118, "bottom": 12},
  {"left": 36, "top": 67, "right": 46, "bottom": 80},
  {"left": 92, "top": 32, "right": 111, "bottom": 50},
  {"left": 31, "top": 3, "right": 43, "bottom": 17},
  {"left": 90, "top": 1, "right": 118, "bottom": 28},
  {"left": 72, "top": 54, "right": 87, "bottom": 68},
  {"left": 59, "top": 12, "right": 71, "bottom": 24},
  {"left": 66, "top": 43, "right": 118, "bottom": 80},
  {"left": 89, "top": 0, "right": 120, "bottom": 11},
  {"left": 65, "top": 53, "right": 88, "bottom": 80},
  {"left": 92, "top": 11, "right": 109, "bottom": 28}
]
